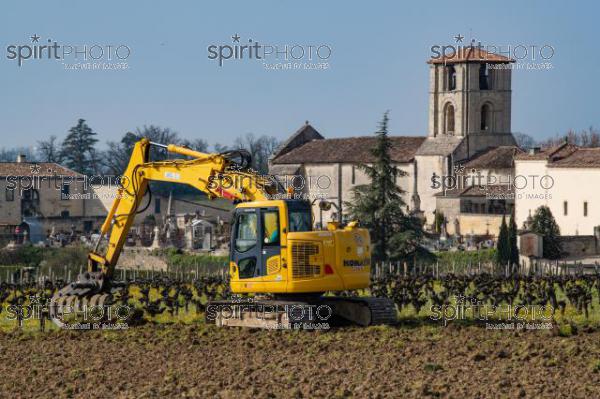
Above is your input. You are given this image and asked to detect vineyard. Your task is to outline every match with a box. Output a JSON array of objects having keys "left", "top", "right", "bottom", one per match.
[{"left": 1, "top": 269, "right": 599, "bottom": 332}]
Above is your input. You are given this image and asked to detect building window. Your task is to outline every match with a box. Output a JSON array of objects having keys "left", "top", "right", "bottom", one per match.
[
  {"left": 154, "top": 198, "right": 161, "bottom": 214},
  {"left": 22, "top": 188, "right": 39, "bottom": 202},
  {"left": 584, "top": 201, "right": 588, "bottom": 217},
  {"left": 5, "top": 188, "right": 14, "bottom": 202},
  {"left": 563, "top": 201, "right": 568, "bottom": 216},
  {"left": 447, "top": 65, "right": 456, "bottom": 91},
  {"left": 351, "top": 165, "right": 356, "bottom": 185},
  {"left": 61, "top": 183, "right": 70, "bottom": 200},
  {"left": 479, "top": 64, "right": 490, "bottom": 90},
  {"left": 481, "top": 103, "right": 491, "bottom": 131},
  {"left": 444, "top": 103, "right": 455, "bottom": 135},
  {"left": 61, "top": 210, "right": 70, "bottom": 218}
]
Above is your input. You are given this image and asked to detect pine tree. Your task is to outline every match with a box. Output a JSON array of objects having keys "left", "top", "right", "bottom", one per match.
[
  {"left": 344, "top": 112, "right": 425, "bottom": 261},
  {"left": 496, "top": 214, "right": 509, "bottom": 265},
  {"left": 530, "top": 205, "right": 562, "bottom": 259},
  {"left": 508, "top": 211, "right": 519, "bottom": 266},
  {"left": 61, "top": 119, "right": 99, "bottom": 175}
]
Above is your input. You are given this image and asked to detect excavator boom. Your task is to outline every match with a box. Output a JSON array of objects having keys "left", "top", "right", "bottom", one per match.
[{"left": 90, "top": 139, "right": 276, "bottom": 278}]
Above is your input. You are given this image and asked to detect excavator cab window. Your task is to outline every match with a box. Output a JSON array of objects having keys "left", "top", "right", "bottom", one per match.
[
  {"left": 287, "top": 201, "right": 312, "bottom": 232},
  {"left": 234, "top": 212, "right": 258, "bottom": 252},
  {"left": 232, "top": 207, "right": 282, "bottom": 279},
  {"left": 262, "top": 210, "right": 280, "bottom": 245},
  {"left": 233, "top": 210, "right": 259, "bottom": 279}
]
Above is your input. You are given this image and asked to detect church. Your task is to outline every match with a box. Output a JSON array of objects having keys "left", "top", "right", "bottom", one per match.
[{"left": 269, "top": 47, "right": 519, "bottom": 236}]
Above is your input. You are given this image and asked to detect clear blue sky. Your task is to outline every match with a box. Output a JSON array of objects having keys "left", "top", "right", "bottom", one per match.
[{"left": 1, "top": 0, "right": 599, "bottom": 150}]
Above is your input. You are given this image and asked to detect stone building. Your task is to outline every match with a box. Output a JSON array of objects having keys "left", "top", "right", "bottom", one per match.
[
  {"left": 0, "top": 155, "right": 107, "bottom": 241},
  {"left": 435, "top": 146, "right": 521, "bottom": 236},
  {"left": 0, "top": 154, "right": 233, "bottom": 245},
  {"left": 270, "top": 47, "right": 518, "bottom": 236},
  {"left": 269, "top": 123, "right": 425, "bottom": 226}
]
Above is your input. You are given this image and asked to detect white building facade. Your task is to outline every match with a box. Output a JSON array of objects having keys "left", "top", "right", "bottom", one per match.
[{"left": 515, "top": 144, "right": 600, "bottom": 236}]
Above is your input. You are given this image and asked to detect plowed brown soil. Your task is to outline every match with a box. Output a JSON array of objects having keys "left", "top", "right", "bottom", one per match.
[{"left": 0, "top": 323, "right": 599, "bottom": 398}]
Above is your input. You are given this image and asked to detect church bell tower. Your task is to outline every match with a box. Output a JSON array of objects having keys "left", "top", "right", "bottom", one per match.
[{"left": 427, "top": 46, "right": 516, "bottom": 156}]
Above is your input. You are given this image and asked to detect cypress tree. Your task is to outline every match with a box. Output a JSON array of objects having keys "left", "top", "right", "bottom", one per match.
[
  {"left": 496, "top": 214, "right": 509, "bottom": 265},
  {"left": 508, "top": 211, "right": 519, "bottom": 266}
]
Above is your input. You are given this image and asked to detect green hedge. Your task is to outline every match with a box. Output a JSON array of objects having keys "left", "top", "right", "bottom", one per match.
[
  {"left": 435, "top": 248, "right": 497, "bottom": 265},
  {"left": 0, "top": 245, "right": 87, "bottom": 268},
  {"left": 156, "top": 248, "right": 228, "bottom": 274}
]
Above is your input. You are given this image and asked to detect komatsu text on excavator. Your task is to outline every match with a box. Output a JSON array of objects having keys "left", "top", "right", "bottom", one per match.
[{"left": 51, "top": 138, "right": 397, "bottom": 328}]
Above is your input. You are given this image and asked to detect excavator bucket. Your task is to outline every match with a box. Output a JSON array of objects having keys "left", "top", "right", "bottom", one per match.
[{"left": 49, "top": 272, "right": 128, "bottom": 328}]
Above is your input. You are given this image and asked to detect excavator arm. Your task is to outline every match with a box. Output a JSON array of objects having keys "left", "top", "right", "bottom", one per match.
[
  {"left": 90, "top": 138, "right": 277, "bottom": 278},
  {"left": 57, "top": 138, "right": 278, "bottom": 298}
]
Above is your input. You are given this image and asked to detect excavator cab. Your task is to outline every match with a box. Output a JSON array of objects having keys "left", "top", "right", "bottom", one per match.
[
  {"left": 229, "top": 199, "right": 377, "bottom": 296},
  {"left": 230, "top": 200, "right": 312, "bottom": 277},
  {"left": 229, "top": 200, "right": 313, "bottom": 293}
]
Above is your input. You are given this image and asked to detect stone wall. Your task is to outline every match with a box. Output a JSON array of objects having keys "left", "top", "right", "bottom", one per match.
[
  {"left": 302, "top": 162, "right": 414, "bottom": 226},
  {"left": 117, "top": 249, "right": 169, "bottom": 271},
  {"left": 457, "top": 214, "right": 503, "bottom": 237},
  {"left": 415, "top": 154, "right": 448, "bottom": 224},
  {"left": 558, "top": 235, "right": 598, "bottom": 257}
]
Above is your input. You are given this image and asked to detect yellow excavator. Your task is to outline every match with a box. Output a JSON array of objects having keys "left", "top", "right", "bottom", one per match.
[{"left": 52, "top": 138, "right": 397, "bottom": 328}]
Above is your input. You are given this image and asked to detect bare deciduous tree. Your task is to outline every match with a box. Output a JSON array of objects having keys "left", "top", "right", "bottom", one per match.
[
  {"left": 232, "top": 133, "right": 279, "bottom": 173},
  {"left": 538, "top": 126, "right": 600, "bottom": 148},
  {"left": 513, "top": 132, "right": 536, "bottom": 149},
  {"left": 104, "top": 126, "right": 181, "bottom": 174},
  {"left": 37, "top": 135, "right": 63, "bottom": 163},
  {"left": 0, "top": 147, "right": 37, "bottom": 162}
]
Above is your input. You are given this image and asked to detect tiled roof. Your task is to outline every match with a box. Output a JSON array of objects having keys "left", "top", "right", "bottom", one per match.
[
  {"left": 428, "top": 47, "right": 514, "bottom": 64},
  {"left": 514, "top": 142, "right": 578, "bottom": 161},
  {"left": 0, "top": 162, "right": 82, "bottom": 177},
  {"left": 463, "top": 146, "right": 523, "bottom": 169},
  {"left": 548, "top": 148, "right": 600, "bottom": 168},
  {"left": 270, "top": 122, "right": 324, "bottom": 160},
  {"left": 515, "top": 142, "right": 600, "bottom": 168},
  {"left": 415, "top": 136, "right": 464, "bottom": 156},
  {"left": 272, "top": 136, "right": 426, "bottom": 164}
]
